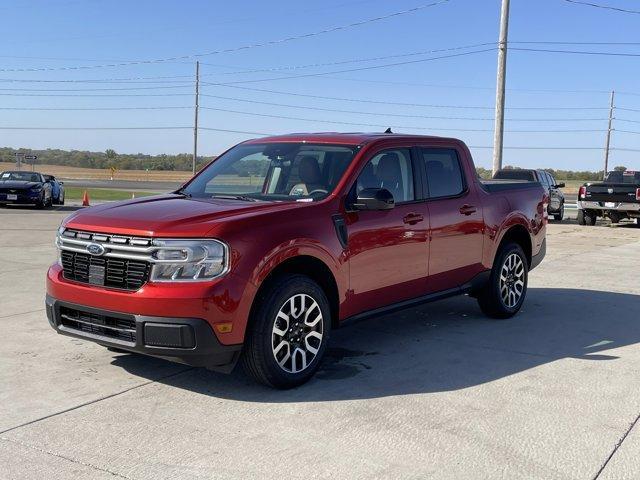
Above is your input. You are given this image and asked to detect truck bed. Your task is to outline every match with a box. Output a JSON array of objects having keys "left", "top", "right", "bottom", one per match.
[{"left": 479, "top": 179, "right": 542, "bottom": 193}]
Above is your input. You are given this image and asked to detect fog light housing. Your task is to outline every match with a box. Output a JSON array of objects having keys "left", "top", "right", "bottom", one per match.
[{"left": 144, "top": 323, "right": 195, "bottom": 349}]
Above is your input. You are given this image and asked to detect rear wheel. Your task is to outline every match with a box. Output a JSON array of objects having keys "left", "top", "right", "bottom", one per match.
[
  {"left": 242, "top": 274, "right": 331, "bottom": 389},
  {"left": 585, "top": 211, "right": 597, "bottom": 226},
  {"left": 477, "top": 243, "right": 528, "bottom": 319}
]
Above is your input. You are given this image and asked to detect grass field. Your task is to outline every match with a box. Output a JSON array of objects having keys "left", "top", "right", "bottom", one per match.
[
  {"left": 0, "top": 162, "right": 193, "bottom": 182},
  {"left": 64, "top": 187, "right": 157, "bottom": 201}
]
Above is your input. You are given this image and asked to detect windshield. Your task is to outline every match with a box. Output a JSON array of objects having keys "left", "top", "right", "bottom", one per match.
[
  {"left": 182, "top": 143, "right": 358, "bottom": 201},
  {"left": 1, "top": 172, "right": 40, "bottom": 182}
]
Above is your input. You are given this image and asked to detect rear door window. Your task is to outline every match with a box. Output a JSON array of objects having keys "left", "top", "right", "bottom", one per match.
[{"left": 420, "top": 148, "right": 465, "bottom": 198}]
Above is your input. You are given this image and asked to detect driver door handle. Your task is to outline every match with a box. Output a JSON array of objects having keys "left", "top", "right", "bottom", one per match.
[
  {"left": 403, "top": 213, "right": 424, "bottom": 225},
  {"left": 459, "top": 204, "right": 477, "bottom": 216}
]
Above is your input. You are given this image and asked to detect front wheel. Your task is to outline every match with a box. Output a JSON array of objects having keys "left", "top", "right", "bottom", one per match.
[
  {"left": 477, "top": 243, "right": 529, "bottom": 319},
  {"left": 553, "top": 203, "right": 564, "bottom": 222},
  {"left": 242, "top": 274, "right": 331, "bottom": 389}
]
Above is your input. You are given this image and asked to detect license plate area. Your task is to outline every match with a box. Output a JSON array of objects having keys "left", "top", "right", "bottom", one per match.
[
  {"left": 605, "top": 202, "right": 616, "bottom": 208},
  {"left": 7, "top": 194, "right": 17, "bottom": 200},
  {"left": 88, "top": 265, "right": 106, "bottom": 285}
]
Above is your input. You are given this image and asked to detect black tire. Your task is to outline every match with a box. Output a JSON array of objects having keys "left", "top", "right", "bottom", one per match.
[
  {"left": 585, "top": 211, "right": 597, "bottom": 226},
  {"left": 35, "top": 193, "right": 45, "bottom": 209},
  {"left": 577, "top": 209, "right": 586, "bottom": 225},
  {"left": 242, "top": 274, "right": 331, "bottom": 389},
  {"left": 553, "top": 202, "right": 564, "bottom": 222},
  {"left": 477, "top": 242, "right": 529, "bottom": 319},
  {"left": 59, "top": 192, "right": 65, "bottom": 206}
]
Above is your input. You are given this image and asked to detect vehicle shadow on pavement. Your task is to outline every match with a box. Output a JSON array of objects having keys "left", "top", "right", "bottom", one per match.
[{"left": 113, "top": 287, "right": 640, "bottom": 402}]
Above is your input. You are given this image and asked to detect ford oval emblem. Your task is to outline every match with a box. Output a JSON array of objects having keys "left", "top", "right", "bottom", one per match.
[{"left": 86, "top": 243, "right": 105, "bottom": 256}]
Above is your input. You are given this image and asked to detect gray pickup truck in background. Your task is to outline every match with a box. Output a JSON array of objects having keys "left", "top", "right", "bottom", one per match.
[{"left": 577, "top": 170, "right": 640, "bottom": 226}]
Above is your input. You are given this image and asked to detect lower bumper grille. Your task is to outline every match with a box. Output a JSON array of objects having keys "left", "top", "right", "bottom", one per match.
[
  {"left": 59, "top": 306, "right": 136, "bottom": 343},
  {"left": 61, "top": 251, "right": 150, "bottom": 291}
]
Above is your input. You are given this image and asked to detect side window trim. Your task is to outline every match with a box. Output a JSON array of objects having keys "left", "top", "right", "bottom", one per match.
[{"left": 419, "top": 147, "right": 468, "bottom": 200}]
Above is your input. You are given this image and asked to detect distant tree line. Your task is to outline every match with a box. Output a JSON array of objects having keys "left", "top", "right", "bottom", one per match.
[
  {"left": 1, "top": 147, "right": 626, "bottom": 180},
  {"left": 0, "top": 147, "right": 212, "bottom": 172}
]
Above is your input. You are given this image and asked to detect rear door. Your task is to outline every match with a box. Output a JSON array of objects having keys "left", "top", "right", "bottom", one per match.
[
  {"left": 417, "top": 146, "right": 485, "bottom": 292},
  {"left": 344, "top": 146, "right": 430, "bottom": 316}
]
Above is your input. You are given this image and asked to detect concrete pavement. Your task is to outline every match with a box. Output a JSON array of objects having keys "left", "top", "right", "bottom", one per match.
[{"left": 1, "top": 207, "right": 639, "bottom": 479}]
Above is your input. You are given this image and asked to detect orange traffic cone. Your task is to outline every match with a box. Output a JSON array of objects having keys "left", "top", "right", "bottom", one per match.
[{"left": 82, "top": 190, "right": 90, "bottom": 207}]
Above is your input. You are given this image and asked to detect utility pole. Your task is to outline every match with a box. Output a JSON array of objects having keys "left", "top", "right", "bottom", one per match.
[
  {"left": 603, "top": 90, "right": 615, "bottom": 180},
  {"left": 192, "top": 60, "right": 200, "bottom": 175},
  {"left": 492, "top": 0, "right": 510, "bottom": 176}
]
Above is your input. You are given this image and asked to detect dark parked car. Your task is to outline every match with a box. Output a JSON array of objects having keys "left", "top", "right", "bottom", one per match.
[
  {"left": 44, "top": 175, "right": 65, "bottom": 205},
  {"left": 577, "top": 170, "right": 640, "bottom": 226},
  {"left": 0, "top": 171, "right": 53, "bottom": 208},
  {"left": 493, "top": 169, "right": 565, "bottom": 221}
]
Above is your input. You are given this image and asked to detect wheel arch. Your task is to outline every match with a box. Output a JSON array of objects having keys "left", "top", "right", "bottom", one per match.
[
  {"left": 249, "top": 253, "right": 341, "bottom": 330},
  {"left": 496, "top": 223, "right": 532, "bottom": 267}
]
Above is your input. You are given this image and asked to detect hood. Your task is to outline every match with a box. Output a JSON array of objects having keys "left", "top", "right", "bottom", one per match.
[
  {"left": 63, "top": 194, "right": 305, "bottom": 237},
  {"left": 0, "top": 180, "right": 40, "bottom": 189}
]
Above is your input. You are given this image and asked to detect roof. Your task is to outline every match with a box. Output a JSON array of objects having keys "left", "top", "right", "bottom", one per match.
[{"left": 242, "top": 132, "right": 452, "bottom": 146}]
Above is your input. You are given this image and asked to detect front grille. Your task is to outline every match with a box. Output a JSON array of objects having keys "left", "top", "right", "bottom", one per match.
[
  {"left": 59, "top": 306, "right": 136, "bottom": 343},
  {"left": 61, "top": 251, "right": 150, "bottom": 291}
]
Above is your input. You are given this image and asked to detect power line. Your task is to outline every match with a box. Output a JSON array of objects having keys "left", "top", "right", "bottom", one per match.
[
  {"left": 200, "top": 42, "right": 496, "bottom": 75},
  {"left": 617, "top": 118, "right": 640, "bottom": 124},
  {"left": 0, "top": 126, "right": 192, "bottom": 130},
  {"left": 0, "top": 106, "right": 191, "bottom": 111},
  {"left": 200, "top": 92, "right": 609, "bottom": 119},
  {"left": 512, "top": 47, "right": 640, "bottom": 58},
  {"left": 199, "top": 105, "right": 607, "bottom": 127},
  {"left": 562, "top": 0, "right": 640, "bottom": 14},
  {"left": 211, "top": 84, "right": 610, "bottom": 110},
  {"left": 0, "top": 1, "right": 451, "bottom": 73},
  {"left": 0, "top": 84, "right": 193, "bottom": 92},
  {"left": 0, "top": 92, "right": 192, "bottom": 97},
  {"left": 199, "top": 48, "right": 496, "bottom": 86},
  {"left": 615, "top": 129, "right": 640, "bottom": 135}
]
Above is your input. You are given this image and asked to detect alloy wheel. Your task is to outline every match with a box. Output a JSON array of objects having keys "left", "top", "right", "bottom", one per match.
[
  {"left": 499, "top": 253, "right": 525, "bottom": 308},
  {"left": 271, "top": 293, "right": 324, "bottom": 374}
]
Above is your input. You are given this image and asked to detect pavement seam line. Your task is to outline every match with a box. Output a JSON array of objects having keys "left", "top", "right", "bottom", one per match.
[
  {"left": 592, "top": 411, "right": 640, "bottom": 480},
  {"left": 0, "top": 367, "right": 194, "bottom": 436},
  {"left": 0, "top": 436, "right": 133, "bottom": 479},
  {"left": 0, "top": 308, "right": 45, "bottom": 319}
]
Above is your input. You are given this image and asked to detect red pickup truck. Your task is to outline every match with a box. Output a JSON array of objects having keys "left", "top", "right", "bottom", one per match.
[{"left": 46, "top": 133, "right": 547, "bottom": 388}]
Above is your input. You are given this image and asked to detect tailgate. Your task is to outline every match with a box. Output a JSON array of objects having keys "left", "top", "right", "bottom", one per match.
[{"left": 584, "top": 184, "right": 638, "bottom": 203}]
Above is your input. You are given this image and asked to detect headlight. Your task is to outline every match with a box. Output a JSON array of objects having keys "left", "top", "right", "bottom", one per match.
[
  {"left": 150, "top": 239, "right": 228, "bottom": 282},
  {"left": 30, "top": 185, "right": 43, "bottom": 192}
]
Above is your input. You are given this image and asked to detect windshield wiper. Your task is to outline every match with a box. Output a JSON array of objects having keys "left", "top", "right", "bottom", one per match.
[
  {"left": 174, "top": 188, "right": 192, "bottom": 198},
  {"left": 209, "top": 194, "right": 260, "bottom": 202}
]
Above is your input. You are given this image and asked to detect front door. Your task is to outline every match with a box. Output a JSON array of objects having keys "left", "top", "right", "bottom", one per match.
[{"left": 344, "top": 147, "right": 429, "bottom": 317}]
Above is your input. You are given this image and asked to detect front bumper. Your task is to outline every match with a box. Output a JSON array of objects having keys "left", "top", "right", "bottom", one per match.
[
  {"left": 46, "top": 295, "right": 242, "bottom": 372},
  {"left": 0, "top": 191, "right": 40, "bottom": 205},
  {"left": 578, "top": 200, "right": 640, "bottom": 216}
]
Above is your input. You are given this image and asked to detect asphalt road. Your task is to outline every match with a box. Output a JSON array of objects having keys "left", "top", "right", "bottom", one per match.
[{"left": 1, "top": 208, "right": 639, "bottom": 479}]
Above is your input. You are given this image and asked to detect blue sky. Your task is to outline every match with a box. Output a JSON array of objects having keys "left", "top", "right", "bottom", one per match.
[{"left": 1, "top": 0, "right": 639, "bottom": 171}]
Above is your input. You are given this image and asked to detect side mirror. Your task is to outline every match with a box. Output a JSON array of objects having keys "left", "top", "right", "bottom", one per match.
[
  {"left": 351, "top": 187, "right": 395, "bottom": 211},
  {"left": 556, "top": 182, "right": 565, "bottom": 188},
  {"left": 59, "top": 181, "right": 64, "bottom": 185}
]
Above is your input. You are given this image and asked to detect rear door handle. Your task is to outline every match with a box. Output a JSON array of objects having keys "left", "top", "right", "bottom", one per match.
[
  {"left": 403, "top": 213, "right": 424, "bottom": 225},
  {"left": 459, "top": 204, "right": 477, "bottom": 216}
]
